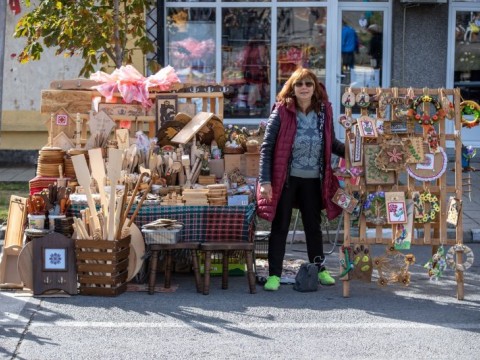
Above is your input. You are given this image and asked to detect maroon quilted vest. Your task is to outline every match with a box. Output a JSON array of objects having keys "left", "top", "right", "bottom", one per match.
[{"left": 256, "top": 101, "right": 342, "bottom": 222}]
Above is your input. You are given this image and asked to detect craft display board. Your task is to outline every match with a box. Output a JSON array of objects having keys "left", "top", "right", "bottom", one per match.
[{"left": 340, "top": 87, "right": 465, "bottom": 299}]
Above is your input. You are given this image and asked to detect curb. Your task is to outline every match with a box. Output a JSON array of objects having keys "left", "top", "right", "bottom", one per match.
[{"left": 284, "top": 229, "right": 480, "bottom": 244}]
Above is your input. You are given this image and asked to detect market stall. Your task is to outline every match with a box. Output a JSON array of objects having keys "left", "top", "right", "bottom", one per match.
[{"left": 0, "top": 65, "right": 262, "bottom": 296}]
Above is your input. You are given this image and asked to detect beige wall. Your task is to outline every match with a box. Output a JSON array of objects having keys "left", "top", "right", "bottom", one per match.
[{"left": 1, "top": 6, "right": 145, "bottom": 151}]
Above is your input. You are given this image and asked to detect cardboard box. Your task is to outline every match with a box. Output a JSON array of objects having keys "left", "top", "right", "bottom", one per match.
[
  {"left": 224, "top": 153, "right": 260, "bottom": 177},
  {"left": 208, "top": 158, "right": 225, "bottom": 179},
  {"left": 244, "top": 153, "right": 260, "bottom": 178},
  {"left": 224, "top": 154, "right": 246, "bottom": 174}
]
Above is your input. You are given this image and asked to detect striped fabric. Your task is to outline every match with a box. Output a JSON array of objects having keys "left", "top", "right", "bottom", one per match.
[{"left": 69, "top": 202, "right": 256, "bottom": 243}]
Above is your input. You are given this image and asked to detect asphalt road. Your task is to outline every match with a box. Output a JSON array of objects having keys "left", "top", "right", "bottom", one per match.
[{"left": 1, "top": 243, "right": 479, "bottom": 360}]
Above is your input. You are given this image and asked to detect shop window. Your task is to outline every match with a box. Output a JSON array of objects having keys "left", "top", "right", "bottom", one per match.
[
  {"left": 221, "top": 8, "right": 271, "bottom": 119},
  {"left": 277, "top": 8, "right": 327, "bottom": 91},
  {"left": 166, "top": 8, "right": 216, "bottom": 84}
]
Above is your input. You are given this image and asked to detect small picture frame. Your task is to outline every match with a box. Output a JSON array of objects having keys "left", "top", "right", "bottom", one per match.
[
  {"left": 348, "top": 125, "right": 363, "bottom": 167},
  {"left": 357, "top": 116, "right": 378, "bottom": 138},
  {"left": 385, "top": 192, "right": 407, "bottom": 224},
  {"left": 156, "top": 95, "right": 178, "bottom": 129},
  {"left": 332, "top": 188, "right": 359, "bottom": 214},
  {"left": 390, "top": 121, "right": 408, "bottom": 134},
  {"left": 364, "top": 144, "right": 396, "bottom": 185},
  {"left": 446, "top": 197, "right": 462, "bottom": 227},
  {"left": 43, "top": 247, "right": 67, "bottom": 271}
]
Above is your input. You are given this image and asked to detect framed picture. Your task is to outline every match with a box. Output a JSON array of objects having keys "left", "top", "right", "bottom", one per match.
[
  {"left": 390, "top": 121, "right": 408, "bottom": 134},
  {"left": 156, "top": 95, "right": 178, "bottom": 129},
  {"left": 348, "top": 125, "right": 363, "bottom": 167},
  {"left": 385, "top": 192, "right": 407, "bottom": 224},
  {"left": 332, "top": 188, "right": 359, "bottom": 214},
  {"left": 43, "top": 247, "right": 68, "bottom": 271},
  {"left": 357, "top": 116, "right": 378, "bottom": 138},
  {"left": 364, "top": 144, "right": 396, "bottom": 185}
]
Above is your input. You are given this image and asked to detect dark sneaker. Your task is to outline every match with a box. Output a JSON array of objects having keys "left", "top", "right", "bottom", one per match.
[
  {"left": 318, "top": 270, "right": 335, "bottom": 286},
  {"left": 264, "top": 275, "right": 281, "bottom": 291}
]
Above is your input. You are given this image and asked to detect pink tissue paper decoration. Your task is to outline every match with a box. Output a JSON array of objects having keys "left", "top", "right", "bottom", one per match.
[{"left": 90, "top": 65, "right": 181, "bottom": 110}]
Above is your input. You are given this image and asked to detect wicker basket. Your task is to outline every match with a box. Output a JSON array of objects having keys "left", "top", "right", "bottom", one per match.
[{"left": 142, "top": 225, "right": 183, "bottom": 244}]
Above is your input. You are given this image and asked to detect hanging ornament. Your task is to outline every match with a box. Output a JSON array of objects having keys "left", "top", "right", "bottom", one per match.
[
  {"left": 460, "top": 100, "right": 480, "bottom": 128},
  {"left": 461, "top": 144, "right": 477, "bottom": 171},
  {"left": 424, "top": 246, "right": 447, "bottom": 281},
  {"left": 341, "top": 88, "right": 356, "bottom": 108},
  {"left": 446, "top": 245, "right": 475, "bottom": 272},
  {"left": 375, "top": 136, "right": 406, "bottom": 172},
  {"left": 373, "top": 246, "right": 415, "bottom": 287},
  {"left": 407, "top": 94, "right": 445, "bottom": 126}
]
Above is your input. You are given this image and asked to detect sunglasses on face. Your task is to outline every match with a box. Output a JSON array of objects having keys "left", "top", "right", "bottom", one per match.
[{"left": 294, "top": 81, "right": 314, "bottom": 88}]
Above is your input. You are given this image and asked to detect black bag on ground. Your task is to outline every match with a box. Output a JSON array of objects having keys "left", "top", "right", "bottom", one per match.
[{"left": 293, "top": 262, "right": 319, "bottom": 292}]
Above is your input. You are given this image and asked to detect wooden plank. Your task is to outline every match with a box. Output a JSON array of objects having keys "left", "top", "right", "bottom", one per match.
[{"left": 170, "top": 112, "right": 219, "bottom": 145}]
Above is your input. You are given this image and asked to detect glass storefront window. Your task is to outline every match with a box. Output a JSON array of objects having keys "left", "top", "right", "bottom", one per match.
[
  {"left": 166, "top": 8, "right": 216, "bottom": 84},
  {"left": 454, "top": 11, "right": 480, "bottom": 104},
  {"left": 277, "top": 8, "right": 327, "bottom": 92},
  {"left": 221, "top": 8, "right": 271, "bottom": 119}
]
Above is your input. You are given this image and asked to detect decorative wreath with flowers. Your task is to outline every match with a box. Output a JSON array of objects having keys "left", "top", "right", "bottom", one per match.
[
  {"left": 407, "top": 95, "right": 446, "bottom": 126},
  {"left": 363, "top": 191, "right": 387, "bottom": 225},
  {"left": 415, "top": 191, "right": 440, "bottom": 223},
  {"left": 460, "top": 100, "right": 480, "bottom": 128}
]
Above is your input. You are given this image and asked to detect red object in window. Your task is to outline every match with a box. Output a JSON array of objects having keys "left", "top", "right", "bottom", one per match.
[{"left": 9, "top": 0, "right": 21, "bottom": 15}]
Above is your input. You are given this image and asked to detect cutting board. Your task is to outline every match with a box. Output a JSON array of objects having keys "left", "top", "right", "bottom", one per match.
[
  {"left": 170, "top": 112, "right": 217, "bottom": 145},
  {"left": 0, "top": 196, "right": 28, "bottom": 288}
]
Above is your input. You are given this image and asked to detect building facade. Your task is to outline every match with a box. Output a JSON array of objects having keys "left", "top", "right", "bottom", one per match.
[{"left": 1, "top": 1, "right": 480, "bottom": 161}]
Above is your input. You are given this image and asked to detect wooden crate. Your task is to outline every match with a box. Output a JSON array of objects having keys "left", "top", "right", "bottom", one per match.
[{"left": 75, "top": 236, "right": 131, "bottom": 296}]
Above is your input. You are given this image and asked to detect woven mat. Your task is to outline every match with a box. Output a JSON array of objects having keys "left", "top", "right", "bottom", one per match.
[
  {"left": 255, "top": 258, "right": 305, "bottom": 284},
  {"left": 126, "top": 283, "right": 178, "bottom": 293}
]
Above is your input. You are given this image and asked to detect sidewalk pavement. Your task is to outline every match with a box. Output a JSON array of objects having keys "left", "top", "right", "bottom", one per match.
[{"left": 1, "top": 162, "right": 480, "bottom": 242}]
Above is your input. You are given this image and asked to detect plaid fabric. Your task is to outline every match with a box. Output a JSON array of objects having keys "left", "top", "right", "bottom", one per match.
[
  {"left": 205, "top": 205, "right": 255, "bottom": 242},
  {"left": 69, "top": 202, "right": 256, "bottom": 243}
]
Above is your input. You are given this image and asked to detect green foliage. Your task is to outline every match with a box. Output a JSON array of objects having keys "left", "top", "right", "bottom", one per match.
[{"left": 14, "top": 0, "right": 156, "bottom": 77}]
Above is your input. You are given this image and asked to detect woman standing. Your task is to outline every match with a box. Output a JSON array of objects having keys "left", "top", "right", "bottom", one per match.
[{"left": 257, "top": 67, "right": 345, "bottom": 291}]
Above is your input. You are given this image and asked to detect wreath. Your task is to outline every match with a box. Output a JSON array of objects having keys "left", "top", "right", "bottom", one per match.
[
  {"left": 407, "top": 95, "right": 445, "bottom": 126},
  {"left": 415, "top": 191, "right": 440, "bottom": 223},
  {"left": 460, "top": 100, "right": 480, "bottom": 128},
  {"left": 363, "top": 191, "right": 387, "bottom": 225},
  {"left": 446, "top": 244, "right": 474, "bottom": 272}
]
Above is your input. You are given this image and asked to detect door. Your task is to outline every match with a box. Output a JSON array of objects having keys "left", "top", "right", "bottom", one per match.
[{"left": 331, "top": 4, "right": 391, "bottom": 141}]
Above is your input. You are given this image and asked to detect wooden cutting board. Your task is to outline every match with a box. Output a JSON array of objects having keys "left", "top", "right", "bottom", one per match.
[{"left": 0, "top": 196, "right": 28, "bottom": 288}]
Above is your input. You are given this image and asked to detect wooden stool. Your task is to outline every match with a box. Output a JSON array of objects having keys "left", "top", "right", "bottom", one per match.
[
  {"left": 199, "top": 242, "right": 256, "bottom": 295},
  {"left": 148, "top": 242, "right": 202, "bottom": 295}
]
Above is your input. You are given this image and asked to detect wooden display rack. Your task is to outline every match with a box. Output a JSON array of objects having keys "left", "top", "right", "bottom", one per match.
[{"left": 341, "top": 87, "right": 466, "bottom": 299}]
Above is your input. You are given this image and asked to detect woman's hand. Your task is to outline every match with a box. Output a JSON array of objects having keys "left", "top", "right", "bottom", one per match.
[{"left": 260, "top": 184, "right": 272, "bottom": 202}]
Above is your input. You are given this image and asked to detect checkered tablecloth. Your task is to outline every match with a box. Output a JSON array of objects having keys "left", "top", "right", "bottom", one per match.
[{"left": 69, "top": 202, "right": 256, "bottom": 243}]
